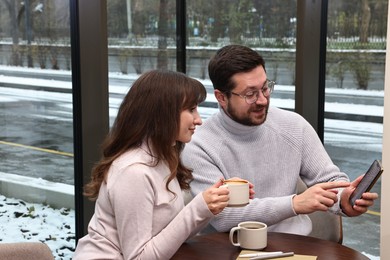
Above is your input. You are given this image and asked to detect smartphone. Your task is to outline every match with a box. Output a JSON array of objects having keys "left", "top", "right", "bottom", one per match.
[{"left": 349, "top": 159, "right": 383, "bottom": 206}]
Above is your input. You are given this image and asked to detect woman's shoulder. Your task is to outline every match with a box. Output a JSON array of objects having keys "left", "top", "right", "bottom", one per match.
[
  {"left": 113, "top": 147, "right": 146, "bottom": 167},
  {"left": 107, "top": 148, "right": 167, "bottom": 190},
  {"left": 111, "top": 145, "right": 168, "bottom": 177}
]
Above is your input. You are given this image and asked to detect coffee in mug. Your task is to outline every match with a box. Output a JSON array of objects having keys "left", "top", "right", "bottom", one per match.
[
  {"left": 229, "top": 221, "right": 267, "bottom": 250},
  {"left": 221, "top": 180, "right": 249, "bottom": 207}
]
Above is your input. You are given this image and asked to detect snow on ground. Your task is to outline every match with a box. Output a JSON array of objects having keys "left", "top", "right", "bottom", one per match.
[{"left": 0, "top": 194, "right": 75, "bottom": 259}]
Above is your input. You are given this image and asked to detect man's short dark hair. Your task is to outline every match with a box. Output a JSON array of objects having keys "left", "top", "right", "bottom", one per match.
[{"left": 208, "top": 45, "right": 266, "bottom": 93}]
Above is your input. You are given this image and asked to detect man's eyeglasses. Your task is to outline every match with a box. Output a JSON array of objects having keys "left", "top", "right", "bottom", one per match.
[{"left": 228, "top": 80, "right": 275, "bottom": 104}]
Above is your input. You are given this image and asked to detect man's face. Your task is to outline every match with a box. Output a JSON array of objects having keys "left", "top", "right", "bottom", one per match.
[{"left": 216, "top": 66, "right": 270, "bottom": 126}]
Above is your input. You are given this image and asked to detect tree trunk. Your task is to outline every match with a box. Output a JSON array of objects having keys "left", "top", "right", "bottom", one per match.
[
  {"left": 157, "top": 0, "right": 168, "bottom": 70},
  {"left": 359, "top": 0, "right": 371, "bottom": 43},
  {"left": 5, "top": 0, "right": 21, "bottom": 66}
]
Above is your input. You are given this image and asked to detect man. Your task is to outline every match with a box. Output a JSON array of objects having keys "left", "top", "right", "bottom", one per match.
[{"left": 182, "top": 44, "right": 378, "bottom": 235}]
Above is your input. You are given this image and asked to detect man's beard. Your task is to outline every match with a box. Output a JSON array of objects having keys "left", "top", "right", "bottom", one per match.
[{"left": 226, "top": 104, "right": 269, "bottom": 126}]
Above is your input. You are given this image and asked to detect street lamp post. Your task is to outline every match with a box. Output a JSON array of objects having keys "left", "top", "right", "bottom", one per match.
[
  {"left": 25, "top": 0, "right": 33, "bottom": 67},
  {"left": 126, "top": 0, "right": 133, "bottom": 40}
]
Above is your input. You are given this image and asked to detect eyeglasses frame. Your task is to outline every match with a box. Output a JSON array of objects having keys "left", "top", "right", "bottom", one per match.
[{"left": 228, "top": 79, "right": 276, "bottom": 104}]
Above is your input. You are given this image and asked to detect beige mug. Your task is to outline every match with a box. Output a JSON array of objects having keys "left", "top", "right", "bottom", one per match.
[
  {"left": 221, "top": 180, "right": 249, "bottom": 207},
  {"left": 229, "top": 221, "right": 267, "bottom": 250}
]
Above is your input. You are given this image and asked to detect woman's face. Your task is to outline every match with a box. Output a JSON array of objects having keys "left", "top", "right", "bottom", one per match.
[{"left": 177, "top": 105, "right": 203, "bottom": 143}]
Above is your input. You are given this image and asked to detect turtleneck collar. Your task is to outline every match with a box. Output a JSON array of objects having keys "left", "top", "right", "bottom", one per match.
[{"left": 217, "top": 107, "right": 261, "bottom": 136}]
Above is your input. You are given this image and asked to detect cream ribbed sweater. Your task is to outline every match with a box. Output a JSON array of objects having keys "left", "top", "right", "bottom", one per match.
[
  {"left": 182, "top": 106, "right": 349, "bottom": 235},
  {"left": 74, "top": 142, "right": 213, "bottom": 260}
]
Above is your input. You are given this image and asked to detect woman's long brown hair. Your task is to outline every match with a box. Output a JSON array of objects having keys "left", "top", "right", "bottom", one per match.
[{"left": 83, "top": 69, "right": 207, "bottom": 200}]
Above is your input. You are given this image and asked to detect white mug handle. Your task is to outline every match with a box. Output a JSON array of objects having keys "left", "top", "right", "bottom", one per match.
[{"left": 229, "top": 227, "right": 241, "bottom": 247}]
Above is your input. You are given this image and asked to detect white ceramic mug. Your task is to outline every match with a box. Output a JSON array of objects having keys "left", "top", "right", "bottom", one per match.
[
  {"left": 229, "top": 221, "right": 267, "bottom": 250},
  {"left": 221, "top": 180, "right": 249, "bottom": 207}
]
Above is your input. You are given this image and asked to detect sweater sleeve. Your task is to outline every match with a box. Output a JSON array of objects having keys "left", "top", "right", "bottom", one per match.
[
  {"left": 109, "top": 164, "right": 214, "bottom": 260},
  {"left": 298, "top": 116, "right": 350, "bottom": 215}
]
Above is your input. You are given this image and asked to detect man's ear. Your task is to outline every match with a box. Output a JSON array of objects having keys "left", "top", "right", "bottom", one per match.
[{"left": 215, "top": 89, "right": 227, "bottom": 107}]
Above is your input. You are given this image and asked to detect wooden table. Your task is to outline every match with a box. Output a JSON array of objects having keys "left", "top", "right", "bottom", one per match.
[{"left": 171, "top": 232, "right": 369, "bottom": 260}]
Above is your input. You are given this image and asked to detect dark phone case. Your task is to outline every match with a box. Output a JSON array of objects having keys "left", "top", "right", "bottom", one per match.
[{"left": 349, "top": 160, "right": 383, "bottom": 206}]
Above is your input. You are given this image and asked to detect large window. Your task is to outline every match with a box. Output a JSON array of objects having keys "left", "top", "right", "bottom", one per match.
[
  {"left": 325, "top": 0, "right": 386, "bottom": 257},
  {"left": 0, "top": 1, "right": 75, "bottom": 258},
  {"left": 106, "top": 0, "right": 297, "bottom": 120},
  {"left": 107, "top": 0, "right": 177, "bottom": 125},
  {"left": 0, "top": 1, "right": 386, "bottom": 258}
]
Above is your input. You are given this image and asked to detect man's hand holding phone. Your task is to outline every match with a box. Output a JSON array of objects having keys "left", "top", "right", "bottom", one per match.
[{"left": 340, "top": 160, "right": 382, "bottom": 216}]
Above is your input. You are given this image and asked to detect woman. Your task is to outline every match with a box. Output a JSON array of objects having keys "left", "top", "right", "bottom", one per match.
[{"left": 73, "top": 70, "right": 231, "bottom": 259}]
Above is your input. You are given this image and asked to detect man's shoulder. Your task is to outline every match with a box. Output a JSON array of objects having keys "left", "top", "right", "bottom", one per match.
[
  {"left": 195, "top": 113, "right": 221, "bottom": 133},
  {"left": 269, "top": 106, "right": 302, "bottom": 118},
  {"left": 268, "top": 107, "right": 307, "bottom": 126},
  {"left": 184, "top": 114, "right": 223, "bottom": 152},
  {"left": 266, "top": 107, "right": 313, "bottom": 142}
]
